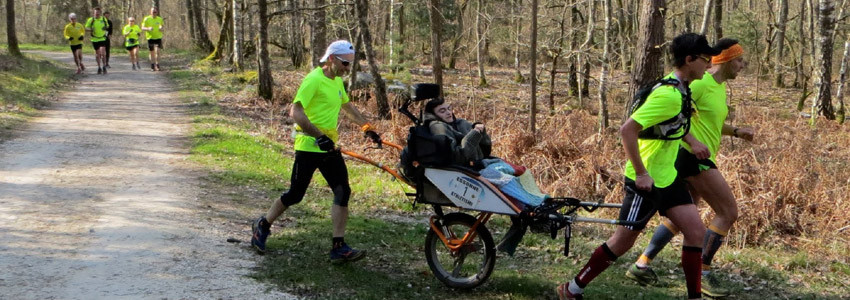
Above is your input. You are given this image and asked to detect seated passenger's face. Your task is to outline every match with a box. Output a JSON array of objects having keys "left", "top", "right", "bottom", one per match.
[{"left": 434, "top": 103, "right": 454, "bottom": 123}]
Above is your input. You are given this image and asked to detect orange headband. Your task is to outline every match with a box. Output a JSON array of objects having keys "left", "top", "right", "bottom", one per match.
[{"left": 711, "top": 44, "right": 744, "bottom": 65}]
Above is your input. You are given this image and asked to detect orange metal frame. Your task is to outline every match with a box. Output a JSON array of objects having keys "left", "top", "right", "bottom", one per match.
[{"left": 340, "top": 140, "right": 413, "bottom": 187}]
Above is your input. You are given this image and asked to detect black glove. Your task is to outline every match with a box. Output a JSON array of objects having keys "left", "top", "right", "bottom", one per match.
[
  {"left": 364, "top": 130, "right": 382, "bottom": 144},
  {"left": 69, "top": 37, "right": 74, "bottom": 41},
  {"left": 78, "top": 36, "right": 84, "bottom": 41},
  {"left": 316, "top": 135, "right": 336, "bottom": 152}
]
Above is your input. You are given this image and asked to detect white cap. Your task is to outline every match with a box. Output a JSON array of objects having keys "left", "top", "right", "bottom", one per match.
[{"left": 319, "top": 40, "right": 355, "bottom": 63}]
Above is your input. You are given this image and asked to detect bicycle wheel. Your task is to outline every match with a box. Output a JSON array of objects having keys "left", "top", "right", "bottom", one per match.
[{"left": 424, "top": 212, "right": 496, "bottom": 289}]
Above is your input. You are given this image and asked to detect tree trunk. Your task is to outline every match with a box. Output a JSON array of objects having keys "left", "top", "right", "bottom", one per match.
[
  {"left": 6, "top": 0, "right": 22, "bottom": 57},
  {"left": 289, "top": 0, "right": 305, "bottom": 68},
  {"left": 206, "top": 0, "right": 232, "bottom": 61},
  {"left": 447, "top": 0, "right": 469, "bottom": 69},
  {"left": 398, "top": 0, "right": 405, "bottom": 67},
  {"left": 476, "top": 0, "right": 487, "bottom": 86},
  {"left": 257, "top": 0, "right": 273, "bottom": 100},
  {"left": 568, "top": 1, "right": 579, "bottom": 95},
  {"left": 355, "top": 0, "right": 391, "bottom": 118},
  {"left": 774, "top": 0, "right": 789, "bottom": 87},
  {"left": 310, "top": 0, "right": 327, "bottom": 68},
  {"left": 813, "top": 0, "right": 836, "bottom": 120},
  {"left": 186, "top": 0, "right": 197, "bottom": 41},
  {"left": 599, "top": 0, "right": 612, "bottom": 131},
  {"left": 794, "top": 0, "right": 807, "bottom": 88},
  {"left": 578, "top": 0, "right": 596, "bottom": 105},
  {"left": 835, "top": 41, "right": 849, "bottom": 123},
  {"left": 529, "top": 0, "right": 538, "bottom": 135},
  {"left": 630, "top": 0, "right": 666, "bottom": 98},
  {"left": 713, "top": 0, "right": 723, "bottom": 39},
  {"left": 513, "top": 0, "right": 524, "bottom": 83},
  {"left": 548, "top": 3, "right": 569, "bottom": 113},
  {"left": 192, "top": 0, "right": 214, "bottom": 52},
  {"left": 232, "top": 0, "right": 243, "bottom": 70},
  {"left": 428, "top": 0, "right": 444, "bottom": 91},
  {"left": 699, "top": 0, "right": 712, "bottom": 35}
]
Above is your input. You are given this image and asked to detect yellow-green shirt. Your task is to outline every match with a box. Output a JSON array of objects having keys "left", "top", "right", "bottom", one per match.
[
  {"left": 85, "top": 16, "right": 109, "bottom": 42},
  {"left": 64, "top": 22, "right": 85, "bottom": 46},
  {"left": 142, "top": 16, "right": 164, "bottom": 40},
  {"left": 624, "top": 72, "right": 687, "bottom": 188},
  {"left": 123, "top": 25, "right": 142, "bottom": 47},
  {"left": 682, "top": 72, "right": 728, "bottom": 164},
  {"left": 293, "top": 67, "right": 350, "bottom": 153}
]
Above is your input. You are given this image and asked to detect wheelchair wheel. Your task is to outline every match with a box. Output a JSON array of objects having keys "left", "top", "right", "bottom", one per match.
[{"left": 424, "top": 212, "right": 496, "bottom": 289}]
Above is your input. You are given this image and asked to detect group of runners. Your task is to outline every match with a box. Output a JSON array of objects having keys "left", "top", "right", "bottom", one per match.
[
  {"left": 249, "top": 32, "right": 752, "bottom": 299},
  {"left": 63, "top": 7, "right": 164, "bottom": 74}
]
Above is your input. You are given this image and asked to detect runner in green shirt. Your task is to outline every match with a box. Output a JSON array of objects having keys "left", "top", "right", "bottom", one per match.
[
  {"left": 63, "top": 13, "right": 86, "bottom": 74},
  {"left": 251, "top": 40, "right": 383, "bottom": 264},
  {"left": 84, "top": 7, "right": 110, "bottom": 75},
  {"left": 123, "top": 17, "right": 142, "bottom": 70},
  {"left": 557, "top": 33, "right": 720, "bottom": 300},
  {"left": 141, "top": 7, "right": 164, "bottom": 71},
  {"left": 626, "top": 38, "right": 754, "bottom": 298}
]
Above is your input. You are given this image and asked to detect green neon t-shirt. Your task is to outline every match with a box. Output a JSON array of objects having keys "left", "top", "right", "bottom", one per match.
[
  {"left": 293, "top": 67, "right": 350, "bottom": 153},
  {"left": 624, "top": 72, "right": 687, "bottom": 188},
  {"left": 64, "top": 23, "right": 85, "bottom": 46},
  {"left": 85, "top": 17, "right": 109, "bottom": 42},
  {"left": 142, "top": 16, "right": 164, "bottom": 40},
  {"left": 682, "top": 72, "right": 727, "bottom": 164},
  {"left": 123, "top": 25, "right": 141, "bottom": 47}
]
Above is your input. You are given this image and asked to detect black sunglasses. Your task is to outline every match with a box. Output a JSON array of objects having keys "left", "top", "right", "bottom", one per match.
[{"left": 335, "top": 55, "right": 351, "bottom": 67}]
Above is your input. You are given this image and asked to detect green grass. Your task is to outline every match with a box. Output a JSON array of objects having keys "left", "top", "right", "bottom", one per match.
[
  {"left": 169, "top": 60, "right": 850, "bottom": 299},
  {"left": 0, "top": 51, "right": 71, "bottom": 134}
]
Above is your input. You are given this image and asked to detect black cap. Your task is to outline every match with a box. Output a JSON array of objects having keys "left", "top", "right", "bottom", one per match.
[{"left": 672, "top": 33, "right": 721, "bottom": 57}]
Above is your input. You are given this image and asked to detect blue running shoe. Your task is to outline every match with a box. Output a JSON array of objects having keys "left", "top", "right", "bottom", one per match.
[
  {"left": 251, "top": 216, "right": 271, "bottom": 254},
  {"left": 330, "top": 243, "right": 366, "bottom": 264}
]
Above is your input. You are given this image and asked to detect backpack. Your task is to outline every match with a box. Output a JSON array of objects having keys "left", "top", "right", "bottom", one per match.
[
  {"left": 626, "top": 78, "right": 694, "bottom": 140},
  {"left": 399, "top": 121, "right": 453, "bottom": 181}
]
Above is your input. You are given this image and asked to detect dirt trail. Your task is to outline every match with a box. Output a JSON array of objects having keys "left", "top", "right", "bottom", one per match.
[{"left": 0, "top": 52, "right": 294, "bottom": 299}]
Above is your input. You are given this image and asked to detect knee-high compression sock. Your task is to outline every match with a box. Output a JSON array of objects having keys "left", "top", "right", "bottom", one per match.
[
  {"left": 568, "top": 243, "right": 619, "bottom": 295},
  {"left": 702, "top": 224, "right": 728, "bottom": 274},
  {"left": 683, "top": 246, "right": 703, "bottom": 299},
  {"left": 637, "top": 219, "right": 680, "bottom": 267}
]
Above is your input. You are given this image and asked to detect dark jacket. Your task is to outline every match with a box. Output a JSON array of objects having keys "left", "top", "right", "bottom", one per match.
[{"left": 424, "top": 112, "right": 492, "bottom": 166}]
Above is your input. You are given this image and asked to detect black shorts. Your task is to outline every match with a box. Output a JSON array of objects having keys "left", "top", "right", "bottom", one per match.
[
  {"left": 92, "top": 40, "right": 108, "bottom": 50},
  {"left": 126, "top": 45, "right": 139, "bottom": 51},
  {"left": 148, "top": 39, "right": 163, "bottom": 51},
  {"left": 675, "top": 147, "right": 718, "bottom": 179},
  {"left": 617, "top": 177, "right": 693, "bottom": 231},
  {"left": 70, "top": 44, "right": 82, "bottom": 52}
]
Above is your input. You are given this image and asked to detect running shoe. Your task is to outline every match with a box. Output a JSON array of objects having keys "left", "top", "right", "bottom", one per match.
[
  {"left": 132, "top": 64, "right": 136, "bottom": 70},
  {"left": 556, "top": 283, "right": 583, "bottom": 300},
  {"left": 80, "top": 63, "right": 85, "bottom": 71},
  {"left": 155, "top": 64, "right": 161, "bottom": 71},
  {"left": 102, "top": 67, "right": 107, "bottom": 74},
  {"left": 702, "top": 272, "right": 732, "bottom": 298},
  {"left": 251, "top": 216, "right": 271, "bottom": 254},
  {"left": 329, "top": 243, "right": 365, "bottom": 264},
  {"left": 97, "top": 67, "right": 102, "bottom": 74},
  {"left": 625, "top": 264, "right": 660, "bottom": 286},
  {"left": 151, "top": 63, "right": 155, "bottom": 71},
  {"left": 75, "top": 69, "right": 81, "bottom": 74}
]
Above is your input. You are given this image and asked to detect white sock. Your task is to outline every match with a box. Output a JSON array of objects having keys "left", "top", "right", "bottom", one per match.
[{"left": 568, "top": 279, "right": 584, "bottom": 295}]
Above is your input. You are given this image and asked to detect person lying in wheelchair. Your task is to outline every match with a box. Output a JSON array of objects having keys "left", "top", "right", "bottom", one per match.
[{"left": 423, "top": 98, "right": 493, "bottom": 167}]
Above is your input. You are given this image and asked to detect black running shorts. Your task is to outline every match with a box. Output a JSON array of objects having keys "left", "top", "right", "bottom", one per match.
[
  {"left": 70, "top": 44, "right": 82, "bottom": 52},
  {"left": 675, "top": 147, "right": 718, "bottom": 179},
  {"left": 617, "top": 177, "right": 693, "bottom": 231},
  {"left": 148, "top": 39, "right": 163, "bottom": 51},
  {"left": 92, "top": 40, "right": 108, "bottom": 50}
]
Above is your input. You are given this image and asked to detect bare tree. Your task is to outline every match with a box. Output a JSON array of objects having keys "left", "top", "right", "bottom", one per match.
[
  {"left": 310, "top": 0, "right": 327, "bottom": 68},
  {"left": 232, "top": 0, "right": 243, "bottom": 70},
  {"left": 699, "top": 0, "right": 712, "bottom": 35},
  {"left": 513, "top": 0, "right": 524, "bottom": 83},
  {"left": 529, "top": 0, "right": 538, "bottom": 135},
  {"left": 713, "top": 0, "right": 723, "bottom": 39},
  {"left": 476, "top": 0, "right": 488, "bottom": 86},
  {"left": 191, "top": 0, "right": 214, "bottom": 52},
  {"left": 447, "top": 0, "right": 469, "bottom": 69},
  {"left": 257, "top": 0, "right": 273, "bottom": 100},
  {"left": 774, "top": 0, "right": 789, "bottom": 87},
  {"left": 813, "top": 0, "right": 836, "bottom": 120},
  {"left": 206, "top": 1, "right": 232, "bottom": 61},
  {"left": 598, "top": 0, "right": 612, "bottom": 130},
  {"left": 577, "top": 0, "right": 596, "bottom": 105},
  {"left": 836, "top": 41, "right": 850, "bottom": 123},
  {"left": 354, "top": 0, "right": 391, "bottom": 118},
  {"left": 547, "top": 4, "right": 570, "bottom": 113},
  {"left": 6, "top": 0, "right": 22, "bottom": 57},
  {"left": 630, "top": 0, "right": 666, "bottom": 96},
  {"left": 428, "top": 0, "right": 444, "bottom": 90}
]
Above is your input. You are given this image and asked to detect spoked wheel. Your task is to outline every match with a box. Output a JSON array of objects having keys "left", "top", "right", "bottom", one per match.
[{"left": 424, "top": 212, "right": 496, "bottom": 289}]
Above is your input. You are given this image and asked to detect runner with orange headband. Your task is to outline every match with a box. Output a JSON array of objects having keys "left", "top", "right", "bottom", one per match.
[{"left": 626, "top": 38, "right": 754, "bottom": 298}]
